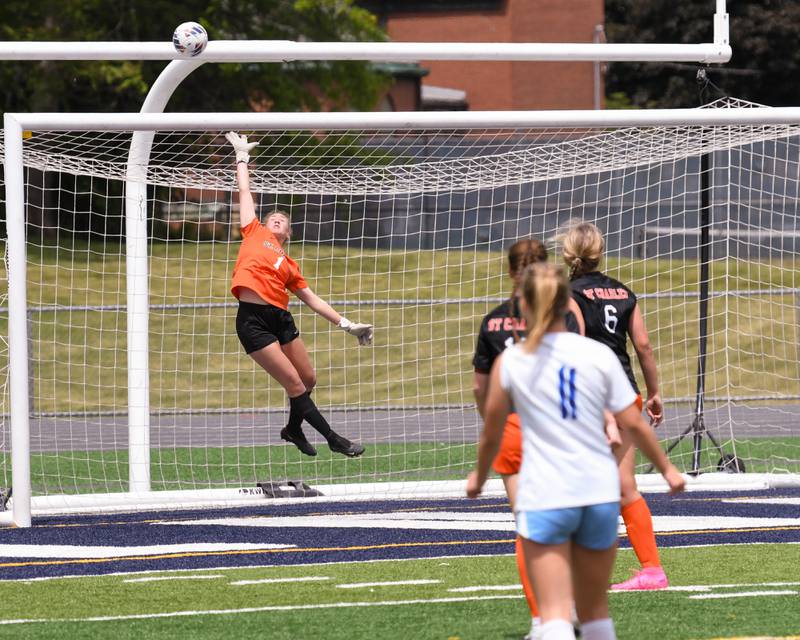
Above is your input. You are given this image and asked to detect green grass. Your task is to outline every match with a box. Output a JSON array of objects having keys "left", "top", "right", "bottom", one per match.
[
  {"left": 5, "top": 443, "right": 478, "bottom": 494},
  {"left": 5, "top": 435, "right": 798, "bottom": 494},
  {"left": 0, "top": 544, "right": 796, "bottom": 639},
  {"left": 2, "top": 240, "right": 800, "bottom": 412},
  {"left": 637, "top": 436, "right": 800, "bottom": 475},
  {"left": 2, "top": 240, "right": 800, "bottom": 491}
]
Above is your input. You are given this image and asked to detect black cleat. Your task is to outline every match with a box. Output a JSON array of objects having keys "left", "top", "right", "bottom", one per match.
[
  {"left": 327, "top": 434, "right": 365, "bottom": 458},
  {"left": 280, "top": 427, "right": 317, "bottom": 457}
]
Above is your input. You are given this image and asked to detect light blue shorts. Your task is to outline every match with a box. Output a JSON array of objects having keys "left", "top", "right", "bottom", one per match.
[{"left": 516, "top": 502, "right": 620, "bottom": 550}]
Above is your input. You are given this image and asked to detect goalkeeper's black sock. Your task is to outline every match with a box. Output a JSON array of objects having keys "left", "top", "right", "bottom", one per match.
[
  {"left": 289, "top": 392, "right": 332, "bottom": 439},
  {"left": 285, "top": 389, "right": 311, "bottom": 433}
]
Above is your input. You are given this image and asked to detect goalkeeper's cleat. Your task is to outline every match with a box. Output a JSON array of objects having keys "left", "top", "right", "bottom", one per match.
[
  {"left": 611, "top": 566, "right": 668, "bottom": 591},
  {"left": 327, "top": 434, "right": 365, "bottom": 458},
  {"left": 280, "top": 427, "right": 317, "bottom": 457}
]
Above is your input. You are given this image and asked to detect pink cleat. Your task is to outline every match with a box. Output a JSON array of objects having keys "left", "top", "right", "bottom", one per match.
[{"left": 611, "top": 566, "right": 669, "bottom": 591}]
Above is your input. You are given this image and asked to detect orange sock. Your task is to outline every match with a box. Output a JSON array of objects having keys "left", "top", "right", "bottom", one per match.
[
  {"left": 515, "top": 535, "right": 539, "bottom": 617},
  {"left": 621, "top": 496, "right": 661, "bottom": 568}
]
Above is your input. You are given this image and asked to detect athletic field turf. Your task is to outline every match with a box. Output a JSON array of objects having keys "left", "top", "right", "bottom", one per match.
[{"left": 0, "top": 488, "right": 797, "bottom": 639}]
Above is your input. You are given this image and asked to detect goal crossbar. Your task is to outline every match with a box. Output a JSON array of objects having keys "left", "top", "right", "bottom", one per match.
[
  {"left": 0, "top": 41, "right": 731, "bottom": 64},
  {"left": 10, "top": 107, "right": 800, "bottom": 132}
]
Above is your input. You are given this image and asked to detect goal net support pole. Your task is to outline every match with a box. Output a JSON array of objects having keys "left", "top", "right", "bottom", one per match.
[{"left": 126, "top": 59, "right": 204, "bottom": 492}]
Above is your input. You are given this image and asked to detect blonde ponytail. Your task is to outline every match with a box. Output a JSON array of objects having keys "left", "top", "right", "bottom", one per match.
[
  {"left": 562, "top": 221, "right": 604, "bottom": 280},
  {"left": 520, "top": 262, "right": 570, "bottom": 351}
]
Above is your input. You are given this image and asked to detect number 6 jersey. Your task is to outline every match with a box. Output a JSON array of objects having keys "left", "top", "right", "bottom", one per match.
[
  {"left": 231, "top": 218, "right": 308, "bottom": 309},
  {"left": 570, "top": 271, "right": 639, "bottom": 394}
]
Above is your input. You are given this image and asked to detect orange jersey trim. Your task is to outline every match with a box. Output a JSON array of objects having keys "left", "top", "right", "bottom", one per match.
[{"left": 231, "top": 219, "right": 308, "bottom": 310}]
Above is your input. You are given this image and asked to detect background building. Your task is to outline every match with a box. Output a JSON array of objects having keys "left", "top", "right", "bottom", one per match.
[{"left": 362, "top": 0, "right": 605, "bottom": 111}]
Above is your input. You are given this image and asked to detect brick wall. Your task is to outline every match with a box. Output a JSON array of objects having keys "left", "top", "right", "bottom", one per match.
[{"left": 382, "top": 0, "right": 604, "bottom": 110}]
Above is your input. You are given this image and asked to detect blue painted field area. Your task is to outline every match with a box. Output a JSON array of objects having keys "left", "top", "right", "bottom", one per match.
[{"left": 0, "top": 488, "right": 797, "bottom": 581}]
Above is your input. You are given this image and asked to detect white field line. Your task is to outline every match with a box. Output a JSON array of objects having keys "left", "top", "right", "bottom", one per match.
[
  {"left": 707, "top": 636, "right": 800, "bottom": 639},
  {"left": 0, "top": 594, "right": 525, "bottom": 625},
  {"left": 1, "top": 553, "right": 516, "bottom": 583},
  {"left": 171, "top": 513, "right": 800, "bottom": 533},
  {"left": 610, "top": 581, "right": 800, "bottom": 594},
  {"left": 231, "top": 576, "right": 330, "bottom": 586},
  {"left": 3, "top": 543, "right": 797, "bottom": 584},
  {"left": 689, "top": 590, "right": 798, "bottom": 600},
  {"left": 336, "top": 579, "right": 440, "bottom": 589},
  {"left": 0, "top": 543, "right": 296, "bottom": 558},
  {"left": 448, "top": 585, "right": 521, "bottom": 593},
  {"left": 123, "top": 575, "right": 224, "bottom": 583}
]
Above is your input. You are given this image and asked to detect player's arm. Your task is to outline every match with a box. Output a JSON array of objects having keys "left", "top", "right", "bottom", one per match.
[
  {"left": 467, "top": 357, "right": 511, "bottom": 498},
  {"left": 225, "top": 132, "right": 258, "bottom": 228},
  {"left": 567, "top": 296, "right": 585, "bottom": 335},
  {"left": 629, "top": 303, "right": 663, "bottom": 425},
  {"left": 473, "top": 371, "right": 490, "bottom": 419},
  {"left": 294, "top": 287, "right": 373, "bottom": 346},
  {"left": 615, "top": 403, "right": 684, "bottom": 494}
]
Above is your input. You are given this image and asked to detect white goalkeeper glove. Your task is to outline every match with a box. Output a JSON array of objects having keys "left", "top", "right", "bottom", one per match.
[
  {"left": 225, "top": 131, "right": 258, "bottom": 164},
  {"left": 338, "top": 317, "right": 373, "bottom": 346}
]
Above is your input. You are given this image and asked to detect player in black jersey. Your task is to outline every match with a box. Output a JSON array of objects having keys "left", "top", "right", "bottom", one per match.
[
  {"left": 562, "top": 221, "right": 668, "bottom": 591},
  {"left": 473, "top": 238, "right": 584, "bottom": 640}
]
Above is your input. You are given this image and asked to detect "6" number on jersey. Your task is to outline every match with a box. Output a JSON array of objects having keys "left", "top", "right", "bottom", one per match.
[{"left": 603, "top": 304, "right": 618, "bottom": 334}]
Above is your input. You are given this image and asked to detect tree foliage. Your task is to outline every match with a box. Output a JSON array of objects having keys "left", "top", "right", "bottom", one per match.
[
  {"left": 0, "top": 0, "right": 389, "bottom": 113},
  {"left": 605, "top": 0, "right": 800, "bottom": 108}
]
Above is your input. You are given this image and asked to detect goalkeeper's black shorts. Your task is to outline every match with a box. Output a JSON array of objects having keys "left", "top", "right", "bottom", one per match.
[{"left": 236, "top": 301, "right": 300, "bottom": 353}]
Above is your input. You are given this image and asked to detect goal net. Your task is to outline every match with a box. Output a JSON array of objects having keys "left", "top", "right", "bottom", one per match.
[{"left": 2, "top": 98, "right": 800, "bottom": 514}]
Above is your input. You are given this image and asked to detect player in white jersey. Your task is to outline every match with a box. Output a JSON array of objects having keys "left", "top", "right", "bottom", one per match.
[{"left": 467, "top": 263, "right": 684, "bottom": 640}]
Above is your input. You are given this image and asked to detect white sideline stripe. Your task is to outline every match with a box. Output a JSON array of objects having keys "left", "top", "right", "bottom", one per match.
[
  {"left": 689, "top": 590, "right": 798, "bottom": 600},
  {"left": 643, "top": 516, "right": 800, "bottom": 533},
  {"left": 2, "top": 553, "right": 515, "bottom": 582},
  {"left": 0, "top": 594, "right": 525, "bottom": 625},
  {"left": 230, "top": 576, "right": 330, "bottom": 586},
  {"left": 170, "top": 513, "right": 516, "bottom": 531},
  {"left": 124, "top": 575, "right": 224, "bottom": 583},
  {"left": 0, "top": 543, "right": 296, "bottom": 559},
  {"left": 172, "top": 513, "right": 800, "bottom": 533},
  {"left": 3, "top": 545, "right": 797, "bottom": 583},
  {"left": 611, "top": 581, "right": 800, "bottom": 594},
  {"left": 336, "top": 579, "right": 440, "bottom": 589},
  {"left": 448, "top": 585, "right": 521, "bottom": 593}
]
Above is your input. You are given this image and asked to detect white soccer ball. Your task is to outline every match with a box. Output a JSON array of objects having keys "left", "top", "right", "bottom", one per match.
[{"left": 172, "top": 22, "right": 208, "bottom": 57}]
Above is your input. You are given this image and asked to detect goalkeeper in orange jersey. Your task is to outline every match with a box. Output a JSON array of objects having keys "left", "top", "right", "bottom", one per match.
[
  {"left": 226, "top": 132, "right": 371, "bottom": 458},
  {"left": 562, "top": 220, "right": 668, "bottom": 591}
]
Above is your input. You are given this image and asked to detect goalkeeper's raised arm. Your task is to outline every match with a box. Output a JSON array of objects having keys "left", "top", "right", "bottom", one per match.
[
  {"left": 225, "top": 131, "right": 371, "bottom": 459},
  {"left": 224, "top": 131, "right": 258, "bottom": 228}
]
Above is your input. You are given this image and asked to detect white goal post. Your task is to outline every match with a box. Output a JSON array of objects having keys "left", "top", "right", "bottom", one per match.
[{"left": 4, "top": 103, "right": 800, "bottom": 527}]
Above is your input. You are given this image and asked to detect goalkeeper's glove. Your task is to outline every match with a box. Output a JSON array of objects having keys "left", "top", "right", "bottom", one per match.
[
  {"left": 225, "top": 131, "right": 258, "bottom": 164},
  {"left": 338, "top": 317, "right": 373, "bottom": 346}
]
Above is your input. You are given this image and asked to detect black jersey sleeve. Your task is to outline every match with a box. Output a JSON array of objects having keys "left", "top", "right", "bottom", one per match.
[
  {"left": 565, "top": 310, "right": 579, "bottom": 334},
  {"left": 472, "top": 320, "right": 494, "bottom": 373}
]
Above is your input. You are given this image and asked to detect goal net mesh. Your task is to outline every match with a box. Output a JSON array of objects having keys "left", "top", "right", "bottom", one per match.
[{"left": 1, "top": 98, "right": 799, "bottom": 498}]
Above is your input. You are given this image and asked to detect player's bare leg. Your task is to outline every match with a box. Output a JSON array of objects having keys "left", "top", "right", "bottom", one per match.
[
  {"left": 522, "top": 538, "right": 575, "bottom": 640},
  {"left": 572, "top": 543, "right": 617, "bottom": 639}
]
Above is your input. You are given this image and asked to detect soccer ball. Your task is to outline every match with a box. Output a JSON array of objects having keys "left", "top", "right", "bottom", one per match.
[{"left": 172, "top": 22, "right": 208, "bottom": 57}]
